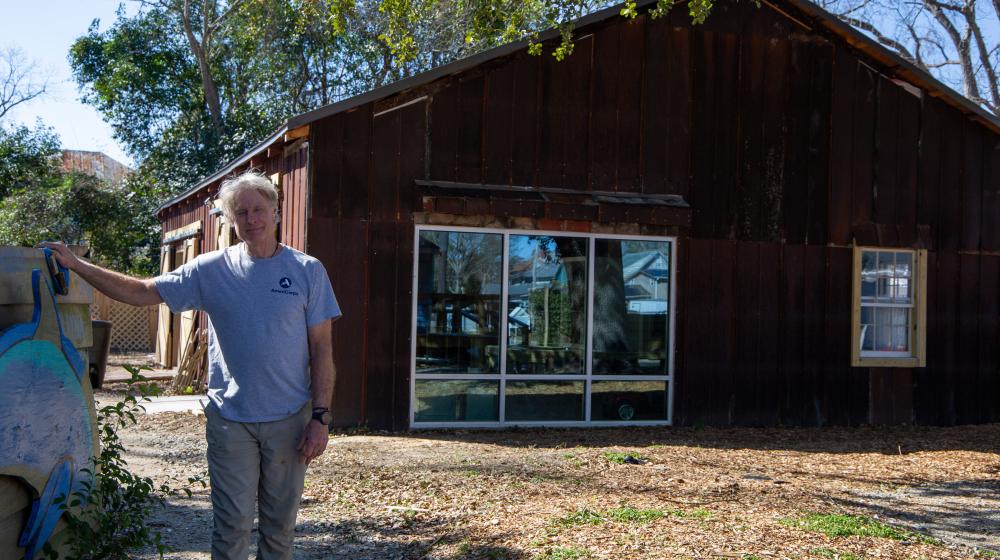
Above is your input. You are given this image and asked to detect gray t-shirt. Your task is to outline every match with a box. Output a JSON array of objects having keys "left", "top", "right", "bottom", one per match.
[{"left": 154, "top": 244, "right": 341, "bottom": 422}]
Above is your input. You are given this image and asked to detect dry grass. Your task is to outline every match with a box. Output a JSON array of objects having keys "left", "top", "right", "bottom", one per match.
[{"left": 132, "top": 414, "right": 1000, "bottom": 559}]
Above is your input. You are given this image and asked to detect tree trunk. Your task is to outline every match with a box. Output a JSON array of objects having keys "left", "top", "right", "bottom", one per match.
[{"left": 181, "top": 0, "right": 225, "bottom": 138}]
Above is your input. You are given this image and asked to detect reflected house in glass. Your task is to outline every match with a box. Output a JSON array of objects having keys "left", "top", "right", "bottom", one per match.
[{"left": 154, "top": 0, "right": 1000, "bottom": 429}]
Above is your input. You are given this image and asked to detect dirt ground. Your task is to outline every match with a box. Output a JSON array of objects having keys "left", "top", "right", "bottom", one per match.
[{"left": 103, "top": 388, "right": 1000, "bottom": 560}]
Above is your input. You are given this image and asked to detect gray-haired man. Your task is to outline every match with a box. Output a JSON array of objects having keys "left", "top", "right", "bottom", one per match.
[{"left": 44, "top": 170, "right": 340, "bottom": 559}]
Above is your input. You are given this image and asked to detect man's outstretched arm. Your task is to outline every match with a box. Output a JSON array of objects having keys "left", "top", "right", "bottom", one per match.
[{"left": 41, "top": 242, "right": 163, "bottom": 307}]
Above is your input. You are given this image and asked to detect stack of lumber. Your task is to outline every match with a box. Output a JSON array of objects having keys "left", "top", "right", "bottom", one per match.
[{"left": 171, "top": 326, "right": 208, "bottom": 394}]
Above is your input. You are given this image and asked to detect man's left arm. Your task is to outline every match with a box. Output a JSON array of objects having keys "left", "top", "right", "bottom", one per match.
[{"left": 298, "top": 318, "right": 335, "bottom": 465}]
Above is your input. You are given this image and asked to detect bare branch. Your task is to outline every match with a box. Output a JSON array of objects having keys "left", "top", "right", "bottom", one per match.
[
  {"left": 838, "top": 14, "right": 917, "bottom": 60},
  {"left": 0, "top": 47, "right": 48, "bottom": 120},
  {"left": 964, "top": 1, "right": 1000, "bottom": 108}
]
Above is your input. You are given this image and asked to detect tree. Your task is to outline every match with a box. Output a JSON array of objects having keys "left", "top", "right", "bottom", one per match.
[
  {"left": 0, "top": 171, "right": 160, "bottom": 275},
  {"left": 817, "top": 0, "right": 1000, "bottom": 116},
  {"left": 0, "top": 47, "right": 49, "bottom": 120},
  {"left": 0, "top": 122, "right": 60, "bottom": 200}
]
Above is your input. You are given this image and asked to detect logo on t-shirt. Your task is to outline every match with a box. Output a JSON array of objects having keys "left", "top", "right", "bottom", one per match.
[{"left": 272, "top": 277, "right": 299, "bottom": 296}]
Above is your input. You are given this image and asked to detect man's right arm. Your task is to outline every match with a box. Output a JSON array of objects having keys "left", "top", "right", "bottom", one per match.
[{"left": 41, "top": 242, "right": 163, "bottom": 307}]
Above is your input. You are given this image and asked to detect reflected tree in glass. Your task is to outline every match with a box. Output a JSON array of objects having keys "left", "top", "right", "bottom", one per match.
[
  {"left": 506, "top": 235, "right": 588, "bottom": 374},
  {"left": 416, "top": 231, "right": 502, "bottom": 373},
  {"left": 593, "top": 240, "right": 671, "bottom": 374}
]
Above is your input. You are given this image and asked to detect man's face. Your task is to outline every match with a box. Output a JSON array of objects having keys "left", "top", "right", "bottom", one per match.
[{"left": 232, "top": 189, "right": 277, "bottom": 246}]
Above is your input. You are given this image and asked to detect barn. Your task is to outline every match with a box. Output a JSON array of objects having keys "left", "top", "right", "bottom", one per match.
[{"left": 154, "top": 0, "right": 1000, "bottom": 430}]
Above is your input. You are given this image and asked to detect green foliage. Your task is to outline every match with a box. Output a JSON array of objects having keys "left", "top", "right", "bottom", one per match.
[
  {"left": 535, "top": 546, "right": 589, "bottom": 559},
  {"left": 605, "top": 505, "right": 664, "bottom": 523},
  {"left": 0, "top": 172, "right": 160, "bottom": 275},
  {"left": 781, "top": 513, "right": 938, "bottom": 544},
  {"left": 0, "top": 123, "right": 61, "bottom": 199},
  {"left": 671, "top": 507, "right": 712, "bottom": 520},
  {"left": 44, "top": 366, "right": 206, "bottom": 560},
  {"left": 811, "top": 548, "right": 860, "bottom": 560},
  {"left": 601, "top": 450, "right": 646, "bottom": 464},
  {"left": 557, "top": 508, "right": 604, "bottom": 526}
]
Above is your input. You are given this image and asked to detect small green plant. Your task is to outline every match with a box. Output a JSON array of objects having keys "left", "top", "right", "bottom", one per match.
[
  {"left": 670, "top": 507, "right": 713, "bottom": 520},
  {"left": 43, "top": 366, "right": 205, "bottom": 560},
  {"left": 782, "top": 513, "right": 937, "bottom": 544},
  {"left": 558, "top": 508, "right": 604, "bottom": 526},
  {"left": 811, "top": 548, "right": 860, "bottom": 560},
  {"left": 977, "top": 549, "right": 1000, "bottom": 558},
  {"left": 535, "top": 546, "right": 588, "bottom": 559},
  {"left": 605, "top": 506, "right": 665, "bottom": 523},
  {"left": 601, "top": 450, "right": 646, "bottom": 464}
]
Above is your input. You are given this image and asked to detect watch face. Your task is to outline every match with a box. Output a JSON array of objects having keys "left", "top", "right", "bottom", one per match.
[{"left": 313, "top": 410, "right": 332, "bottom": 425}]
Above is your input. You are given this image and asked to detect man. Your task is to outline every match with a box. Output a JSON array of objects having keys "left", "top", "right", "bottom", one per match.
[{"left": 43, "top": 170, "right": 341, "bottom": 560}]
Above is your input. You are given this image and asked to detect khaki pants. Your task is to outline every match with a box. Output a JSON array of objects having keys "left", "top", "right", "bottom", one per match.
[{"left": 205, "top": 402, "right": 311, "bottom": 560}]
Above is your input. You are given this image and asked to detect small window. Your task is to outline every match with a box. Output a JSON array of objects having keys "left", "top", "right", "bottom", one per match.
[{"left": 851, "top": 247, "right": 927, "bottom": 367}]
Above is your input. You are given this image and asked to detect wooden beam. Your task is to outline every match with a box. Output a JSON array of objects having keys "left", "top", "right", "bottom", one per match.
[{"left": 283, "top": 124, "right": 310, "bottom": 143}]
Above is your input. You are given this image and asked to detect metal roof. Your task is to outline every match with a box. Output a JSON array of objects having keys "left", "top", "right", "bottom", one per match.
[{"left": 159, "top": 0, "right": 1000, "bottom": 214}]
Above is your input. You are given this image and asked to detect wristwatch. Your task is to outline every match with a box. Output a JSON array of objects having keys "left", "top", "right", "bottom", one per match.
[{"left": 311, "top": 407, "right": 332, "bottom": 426}]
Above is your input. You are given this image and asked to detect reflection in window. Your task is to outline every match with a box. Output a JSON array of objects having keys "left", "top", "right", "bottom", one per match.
[
  {"left": 416, "top": 231, "right": 502, "bottom": 373},
  {"left": 859, "top": 250, "right": 912, "bottom": 354},
  {"left": 414, "top": 380, "right": 498, "bottom": 422},
  {"left": 506, "top": 235, "right": 588, "bottom": 374},
  {"left": 592, "top": 240, "right": 671, "bottom": 374},
  {"left": 591, "top": 380, "right": 668, "bottom": 421},
  {"left": 505, "top": 381, "right": 584, "bottom": 421}
]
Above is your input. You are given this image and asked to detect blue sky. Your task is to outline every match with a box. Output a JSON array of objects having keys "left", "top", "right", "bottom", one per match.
[{"left": 2, "top": 1, "right": 133, "bottom": 166}]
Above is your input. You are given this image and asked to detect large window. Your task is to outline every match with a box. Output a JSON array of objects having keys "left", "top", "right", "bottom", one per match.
[
  {"left": 851, "top": 247, "right": 927, "bottom": 367},
  {"left": 412, "top": 227, "right": 675, "bottom": 426}
]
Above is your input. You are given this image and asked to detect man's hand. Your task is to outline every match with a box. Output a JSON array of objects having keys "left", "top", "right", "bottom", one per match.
[
  {"left": 297, "top": 420, "right": 329, "bottom": 465},
  {"left": 39, "top": 241, "right": 82, "bottom": 271}
]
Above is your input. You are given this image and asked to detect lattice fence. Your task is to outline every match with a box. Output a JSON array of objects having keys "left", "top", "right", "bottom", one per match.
[{"left": 90, "top": 292, "right": 157, "bottom": 352}]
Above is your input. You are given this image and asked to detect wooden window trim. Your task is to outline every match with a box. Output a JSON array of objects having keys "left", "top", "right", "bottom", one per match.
[{"left": 851, "top": 246, "right": 927, "bottom": 368}]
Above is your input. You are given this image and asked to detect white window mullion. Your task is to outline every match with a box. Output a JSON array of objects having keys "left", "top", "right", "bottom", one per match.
[
  {"left": 585, "top": 236, "right": 596, "bottom": 422},
  {"left": 499, "top": 232, "right": 510, "bottom": 424}
]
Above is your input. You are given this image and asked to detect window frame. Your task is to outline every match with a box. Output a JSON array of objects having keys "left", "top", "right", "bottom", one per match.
[
  {"left": 850, "top": 246, "right": 927, "bottom": 368},
  {"left": 410, "top": 225, "right": 677, "bottom": 428}
]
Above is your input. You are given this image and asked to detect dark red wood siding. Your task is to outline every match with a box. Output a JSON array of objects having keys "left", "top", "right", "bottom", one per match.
[{"left": 160, "top": 0, "right": 1000, "bottom": 429}]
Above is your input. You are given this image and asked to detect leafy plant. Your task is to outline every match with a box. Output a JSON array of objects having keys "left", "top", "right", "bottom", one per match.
[
  {"left": 557, "top": 508, "right": 604, "bottom": 527},
  {"left": 782, "top": 513, "right": 938, "bottom": 545},
  {"left": 42, "top": 366, "right": 205, "bottom": 559},
  {"left": 811, "top": 547, "right": 860, "bottom": 560},
  {"left": 670, "top": 507, "right": 713, "bottom": 520},
  {"left": 605, "top": 506, "right": 664, "bottom": 523},
  {"left": 535, "top": 546, "right": 589, "bottom": 559},
  {"left": 601, "top": 450, "right": 646, "bottom": 464}
]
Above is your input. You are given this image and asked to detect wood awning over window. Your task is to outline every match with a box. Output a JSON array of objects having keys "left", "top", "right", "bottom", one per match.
[{"left": 416, "top": 180, "right": 691, "bottom": 227}]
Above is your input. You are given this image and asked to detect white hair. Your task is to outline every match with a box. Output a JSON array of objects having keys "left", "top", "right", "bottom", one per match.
[{"left": 217, "top": 170, "right": 279, "bottom": 221}]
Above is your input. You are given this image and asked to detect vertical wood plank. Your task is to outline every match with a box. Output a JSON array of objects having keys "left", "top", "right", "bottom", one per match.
[
  {"left": 399, "top": 101, "right": 427, "bottom": 217},
  {"left": 802, "top": 244, "right": 827, "bottom": 425},
  {"left": 980, "top": 132, "right": 1000, "bottom": 251},
  {"left": 733, "top": 242, "right": 761, "bottom": 425},
  {"left": 895, "top": 88, "right": 920, "bottom": 244},
  {"left": 850, "top": 63, "right": 876, "bottom": 230},
  {"left": 828, "top": 47, "right": 856, "bottom": 246},
  {"left": 874, "top": 76, "right": 900, "bottom": 227},
  {"left": 456, "top": 76, "right": 485, "bottom": 184},
  {"left": 689, "top": 29, "right": 718, "bottom": 238},
  {"left": 341, "top": 105, "right": 373, "bottom": 221},
  {"left": 590, "top": 23, "right": 620, "bottom": 190},
  {"left": 782, "top": 41, "right": 813, "bottom": 245},
  {"left": 371, "top": 111, "right": 400, "bottom": 222},
  {"left": 780, "top": 244, "right": 805, "bottom": 425},
  {"left": 392, "top": 223, "right": 416, "bottom": 429},
  {"left": 712, "top": 241, "right": 737, "bottom": 424},
  {"left": 712, "top": 32, "right": 740, "bottom": 239},
  {"left": 641, "top": 14, "right": 669, "bottom": 195},
  {"left": 563, "top": 35, "right": 593, "bottom": 189},
  {"left": 805, "top": 43, "right": 833, "bottom": 246},
  {"left": 977, "top": 255, "right": 998, "bottom": 423},
  {"left": 666, "top": 25, "right": 692, "bottom": 199},
  {"left": 511, "top": 53, "right": 540, "bottom": 187},
  {"left": 957, "top": 254, "right": 980, "bottom": 424},
  {"left": 824, "top": 247, "right": 853, "bottom": 425},
  {"left": 430, "top": 85, "right": 459, "bottom": 182},
  {"left": 916, "top": 98, "right": 943, "bottom": 249},
  {"left": 616, "top": 17, "right": 644, "bottom": 192},
  {"left": 937, "top": 110, "right": 963, "bottom": 251},
  {"left": 756, "top": 243, "right": 782, "bottom": 425},
  {"left": 364, "top": 221, "right": 399, "bottom": 428},
  {"left": 737, "top": 31, "right": 766, "bottom": 241},
  {"left": 683, "top": 238, "right": 714, "bottom": 425},
  {"left": 960, "top": 121, "right": 983, "bottom": 251},
  {"left": 483, "top": 63, "right": 515, "bottom": 186},
  {"left": 937, "top": 252, "right": 959, "bottom": 424}
]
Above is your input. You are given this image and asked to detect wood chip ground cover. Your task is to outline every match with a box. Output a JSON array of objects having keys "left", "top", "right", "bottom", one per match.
[{"left": 120, "top": 413, "right": 1000, "bottom": 559}]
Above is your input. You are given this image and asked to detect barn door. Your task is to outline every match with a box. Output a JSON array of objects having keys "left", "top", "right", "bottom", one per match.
[
  {"left": 154, "top": 245, "right": 173, "bottom": 367},
  {"left": 217, "top": 215, "right": 234, "bottom": 249},
  {"left": 176, "top": 238, "right": 200, "bottom": 365}
]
